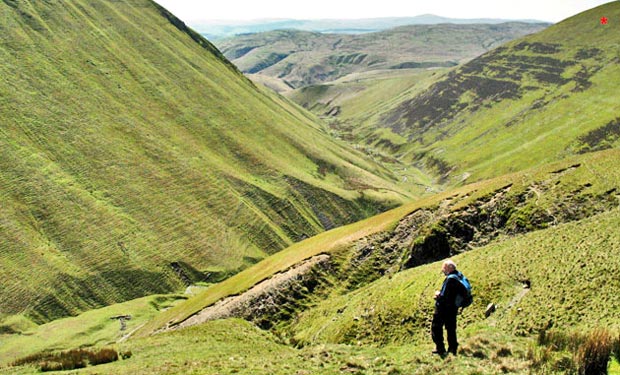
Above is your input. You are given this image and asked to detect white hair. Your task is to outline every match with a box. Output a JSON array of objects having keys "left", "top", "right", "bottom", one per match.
[{"left": 443, "top": 259, "right": 457, "bottom": 271}]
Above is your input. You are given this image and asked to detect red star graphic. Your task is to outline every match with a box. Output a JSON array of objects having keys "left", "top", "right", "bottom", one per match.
[{"left": 600, "top": 16, "right": 608, "bottom": 25}]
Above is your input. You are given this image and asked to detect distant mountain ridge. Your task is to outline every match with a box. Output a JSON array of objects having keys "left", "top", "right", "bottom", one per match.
[
  {"left": 216, "top": 22, "right": 549, "bottom": 90},
  {"left": 194, "top": 15, "right": 550, "bottom": 39}
]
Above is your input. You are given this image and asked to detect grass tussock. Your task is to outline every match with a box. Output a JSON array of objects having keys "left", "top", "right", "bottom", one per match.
[
  {"left": 576, "top": 329, "right": 614, "bottom": 375},
  {"left": 614, "top": 333, "right": 620, "bottom": 362},
  {"left": 531, "top": 328, "right": 619, "bottom": 375},
  {"left": 11, "top": 347, "right": 120, "bottom": 371},
  {"left": 538, "top": 329, "right": 586, "bottom": 352}
]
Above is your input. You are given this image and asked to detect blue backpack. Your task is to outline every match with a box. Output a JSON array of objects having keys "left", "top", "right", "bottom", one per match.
[{"left": 445, "top": 272, "right": 473, "bottom": 308}]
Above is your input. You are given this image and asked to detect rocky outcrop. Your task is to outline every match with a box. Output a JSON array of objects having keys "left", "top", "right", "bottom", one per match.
[{"left": 178, "top": 255, "right": 332, "bottom": 330}]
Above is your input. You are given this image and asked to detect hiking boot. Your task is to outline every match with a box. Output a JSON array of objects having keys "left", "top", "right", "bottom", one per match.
[{"left": 432, "top": 350, "right": 447, "bottom": 358}]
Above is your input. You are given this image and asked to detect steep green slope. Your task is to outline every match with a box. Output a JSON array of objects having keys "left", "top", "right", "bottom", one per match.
[
  {"left": 216, "top": 23, "right": 549, "bottom": 90},
  {"left": 3, "top": 150, "right": 618, "bottom": 374},
  {"left": 302, "top": 2, "right": 620, "bottom": 186},
  {"left": 138, "top": 148, "right": 620, "bottom": 336},
  {"left": 285, "top": 148, "right": 620, "bottom": 347},
  {"left": 0, "top": 0, "right": 409, "bottom": 323}
]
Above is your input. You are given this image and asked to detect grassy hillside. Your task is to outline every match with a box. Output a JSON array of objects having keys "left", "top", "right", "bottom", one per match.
[
  {"left": 3, "top": 149, "right": 619, "bottom": 374},
  {"left": 292, "top": 207, "right": 620, "bottom": 346},
  {"left": 390, "top": 1, "right": 620, "bottom": 182},
  {"left": 288, "top": 69, "right": 444, "bottom": 135},
  {"left": 294, "top": 2, "right": 620, "bottom": 187},
  {"left": 3, "top": 2, "right": 620, "bottom": 374},
  {"left": 5, "top": 320, "right": 619, "bottom": 374},
  {"left": 137, "top": 148, "right": 620, "bottom": 335},
  {"left": 0, "top": 0, "right": 410, "bottom": 324},
  {"left": 216, "top": 23, "right": 548, "bottom": 90}
]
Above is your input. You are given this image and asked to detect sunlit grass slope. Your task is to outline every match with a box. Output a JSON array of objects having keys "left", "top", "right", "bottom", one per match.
[
  {"left": 387, "top": 1, "right": 620, "bottom": 182},
  {"left": 2, "top": 150, "right": 618, "bottom": 374},
  {"left": 302, "top": 2, "right": 620, "bottom": 186},
  {"left": 0, "top": 318, "right": 530, "bottom": 375},
  {"left": 140, "top": 148, "right": 620, "bottom": 337},
  {"left": 0, "top": 0, "right": 410, "bottom": 324},
  {"left": 1, "top": 318, "right": 561, "bottom": 375},
  {"left": 288, "top": 69, "right": 445, "bottom": 138},
  {"left": 292, "top": 208, "right": 620, "bottom": 345}
]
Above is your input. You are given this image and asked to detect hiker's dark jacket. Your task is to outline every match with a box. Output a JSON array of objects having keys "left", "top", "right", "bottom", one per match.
[{"left": 435, "top": 270, "right": 465, "bottom": 312}]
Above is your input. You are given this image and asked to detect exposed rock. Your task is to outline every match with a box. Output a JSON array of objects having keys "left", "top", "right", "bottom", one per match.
[
  {"left": 485, "top": 303, "right": 496, "bottom": 318},
  {"left": 177, "top": 255, "right": 332, "bottom": 330}
]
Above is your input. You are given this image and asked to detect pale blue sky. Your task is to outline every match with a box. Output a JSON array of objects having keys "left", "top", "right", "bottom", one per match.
[{"left": 155, "top": 0, "right": 613, "bottom": 23}]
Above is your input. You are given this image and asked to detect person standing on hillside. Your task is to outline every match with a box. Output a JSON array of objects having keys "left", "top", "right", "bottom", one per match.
[{"left": 431, "top": 259, "right": 465, "bottom": 357}]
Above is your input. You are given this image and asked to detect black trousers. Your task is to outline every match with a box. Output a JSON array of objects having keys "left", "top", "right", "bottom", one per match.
[{"left": 431, "top": 308, "right": 458, "bottom": 354}]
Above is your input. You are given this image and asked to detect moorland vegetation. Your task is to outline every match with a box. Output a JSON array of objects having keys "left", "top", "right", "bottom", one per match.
[{"left": 1, "top": 1, "right": 619, "bottom": 374}]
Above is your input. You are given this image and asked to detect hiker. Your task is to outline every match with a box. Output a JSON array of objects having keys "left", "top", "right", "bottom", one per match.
[{"left": 432, "top": 259, "right": 466, "bottom": 357}]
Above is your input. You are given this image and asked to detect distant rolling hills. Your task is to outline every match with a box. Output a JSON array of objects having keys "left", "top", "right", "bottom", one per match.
[
  {"left": 195, "top": 15, "right": 549, "bottom": 40},
  {"left": 0, "top": 0, "right": 409, "bottom": 323},
  {"left": 291, "top": 1, "right": 620, "bottom": 187},
  {"left": 215, "top": 22, "right": 549, "bottom": 90}
]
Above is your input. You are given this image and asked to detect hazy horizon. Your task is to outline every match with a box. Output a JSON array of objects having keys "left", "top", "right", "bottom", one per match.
[{"left": 155, "top": 0, "right": 612, "bottom": 24}]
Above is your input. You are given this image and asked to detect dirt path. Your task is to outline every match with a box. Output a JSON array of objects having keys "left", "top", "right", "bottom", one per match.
[{"left": 487, "top": 284, "right": 530, "bottom": 327}]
